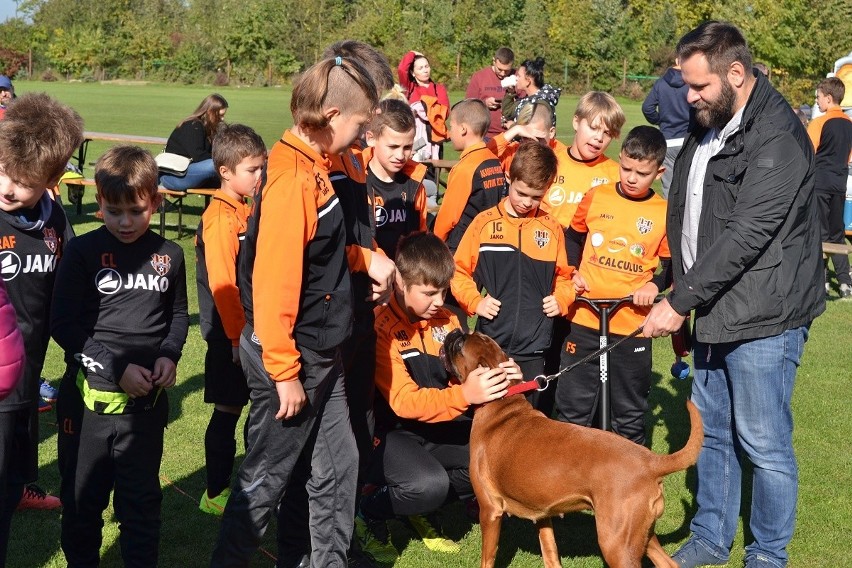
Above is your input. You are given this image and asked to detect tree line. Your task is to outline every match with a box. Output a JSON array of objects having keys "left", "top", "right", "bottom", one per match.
[{"left": 1, "top": 0, "right": 849, "bottom": 105}]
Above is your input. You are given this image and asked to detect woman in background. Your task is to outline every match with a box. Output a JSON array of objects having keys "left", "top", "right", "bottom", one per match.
[{"left": 160, "top": 93, "right": 228, "bottom": 190}]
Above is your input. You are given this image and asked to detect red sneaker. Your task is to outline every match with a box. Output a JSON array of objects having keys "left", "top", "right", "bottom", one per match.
[{"left": 16, "top": 484, "right": 61, "bottom": 510}]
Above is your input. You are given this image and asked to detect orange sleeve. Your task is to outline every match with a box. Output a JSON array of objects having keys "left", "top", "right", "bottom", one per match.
[
  {"left": 253, "top": 168, "right": 317, "bottom": 382},
  {"left": 433, "top": 163, "right": 473, "bottom": 241},
  {"left": 450, "top": 217, "right": 485, "bottom": 314},
  {"left": 658, "top": 232, "right": 671, "bottom": 259},
  {"left": 486, "top": 133, "right": 516, "bottom": 172},
  {"left": 570, "top": 187, "right": 596, "bottom": 233},
  {"left": 347, "top": 244, "right": 373, "bottom": 274},
  {"left": 374, "top": 322, "right": 470, "bottom": 423},
  {"left": 551, "top": 227, "right": 577, "bottom": 316},
  {"left": 806, "top": 117, "right": 822, "bottom": 151},
  {"left": 414, "top": 182, "right": 428, "bottom": 231},
  {"left": 202, "top": 207, "right": 245, "bottom": 346}
]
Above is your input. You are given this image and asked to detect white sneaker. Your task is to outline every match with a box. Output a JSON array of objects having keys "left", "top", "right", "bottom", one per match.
[{"left": 840, "top": 283, "right": 852, "bottom": 299}]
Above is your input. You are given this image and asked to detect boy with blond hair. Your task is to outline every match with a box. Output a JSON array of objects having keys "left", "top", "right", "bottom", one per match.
[
  {"left": 433, "top": 99, "right": 506, "bottom": 253},
  {"left": 452, "top": 142, "right": 575, "bottom": 410},
  {"left": 52, "top": 145, "right": 189, "bottom": 566},
  {"left": 541, "top": 91, "right": 625, "bottom": 229},
  {"left": 0, "top": 93, "right": 83, "bottom": 562},
  {"left": 556, "top": 126, "right": 671, "bottom": 444},
  {"left": 196, "top": 124, "right": 266, "bottom": 515}
]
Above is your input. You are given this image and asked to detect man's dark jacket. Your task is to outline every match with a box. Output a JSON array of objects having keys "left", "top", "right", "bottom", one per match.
[{"left": 667, "top": 72, "right": 825, "bottom": 343}]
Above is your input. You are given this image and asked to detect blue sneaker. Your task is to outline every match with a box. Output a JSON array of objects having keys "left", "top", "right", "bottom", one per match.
[
  {"left": 39, "top": 378, "right": 58, "bottom": 403},
  {"left": 672, "top": 537, "right": 727, "bottom": 567}
]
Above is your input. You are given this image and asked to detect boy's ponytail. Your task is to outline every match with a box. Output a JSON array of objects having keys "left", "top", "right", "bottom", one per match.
[{"left": 291, "top": 57, "right": 379, "bottom": 130}]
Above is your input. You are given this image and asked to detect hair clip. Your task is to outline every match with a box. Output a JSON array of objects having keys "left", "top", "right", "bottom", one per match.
[{"left": 335, "top": 56, "right": 343, "bottom": 66}]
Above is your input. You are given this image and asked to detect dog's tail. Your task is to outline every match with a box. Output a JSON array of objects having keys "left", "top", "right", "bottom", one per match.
[{"left": 656, "top": 400, "right": 703, "bottom": 477}]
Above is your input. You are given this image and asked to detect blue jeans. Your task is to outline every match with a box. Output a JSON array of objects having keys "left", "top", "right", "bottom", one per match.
[
  {"left": 688, "top": 326, "right": 809, "bottom": 567},
  {"left": 159, "top": 158, "right": 218, "bottom": 191}
]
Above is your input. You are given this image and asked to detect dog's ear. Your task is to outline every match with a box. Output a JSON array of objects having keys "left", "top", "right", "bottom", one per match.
[{"left": 439, "top": 328, "right": 466, "bottom": 379}]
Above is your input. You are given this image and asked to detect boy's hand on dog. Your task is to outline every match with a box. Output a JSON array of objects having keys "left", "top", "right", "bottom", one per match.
[
  {"left": 275, "top": 379, "right": 307, "bottom": 420},
  {"left": 119, "top": 364, "right": 153, "bottom": 398},
  {"left": 462, "top": 366, "right": 510, "bottom": 405},
  {"left": 476, "top": 295, "right": 501, "bottom": 320}
]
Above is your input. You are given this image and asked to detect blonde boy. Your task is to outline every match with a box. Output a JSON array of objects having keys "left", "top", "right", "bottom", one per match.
[
  {"left": 433, "top": 99, "right": 506, "bottom": 253},
  {"left": 196, "top": 124, "right": 266, "bottom": 514},
  {"left": 541, "top": 91, "right": 625, "bottom": 228}
]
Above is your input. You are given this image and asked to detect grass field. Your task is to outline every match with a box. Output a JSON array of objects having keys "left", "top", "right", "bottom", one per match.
[{"left": 6, "top": 81, "right": 852, "bottom": 568}]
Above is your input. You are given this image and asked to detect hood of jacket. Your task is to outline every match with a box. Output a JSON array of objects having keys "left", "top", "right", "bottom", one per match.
[{"left": 663, "top": 67, "right": 685, "bottom": 89}]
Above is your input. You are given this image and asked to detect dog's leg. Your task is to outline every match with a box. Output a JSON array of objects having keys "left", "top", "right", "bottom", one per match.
[
  {"left": 645, "top": 534, "right": 678, "bottom": 568},
  {"left": 535, "top": 518, "right": 561, "bottom": 568},
  {"left": 595, "top": 512, "right": 645, "bottom": 568},
  {"left": 479, "top": 501, "right": 502, "bottom": 568}
]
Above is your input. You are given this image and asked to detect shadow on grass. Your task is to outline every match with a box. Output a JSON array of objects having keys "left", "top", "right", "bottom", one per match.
[{"left": 166, "top": 372, "right": 205, "bottom": 423}]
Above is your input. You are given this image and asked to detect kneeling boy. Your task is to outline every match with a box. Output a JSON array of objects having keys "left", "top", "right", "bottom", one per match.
[{"left": 358, "top": 232, "right": 518, "bottom": 564}]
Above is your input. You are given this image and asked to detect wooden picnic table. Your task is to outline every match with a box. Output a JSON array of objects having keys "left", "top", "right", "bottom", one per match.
[{"left": 74, "top": 131, "right": 168, "bottom": 171}]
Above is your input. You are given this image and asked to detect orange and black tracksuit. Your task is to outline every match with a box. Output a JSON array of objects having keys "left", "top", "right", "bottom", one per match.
[
  {"left": 195, "top": 191, "right": 251, "bottom": 497},
  {"left": 362, "top": 147, "right": 428, "bottom": 260},
  {"left": 432, "top": 141, "right": 506, "bottom": 252},
  {"left": 555, "top": 183, "right": 671, "bottom": 444},
  {"left": 362, "top": 294, "right": 473, "bottom": 521},
  {"left": 807, "top": 107, "right": 852, "bottom": 288},
  {"left": 451, "top": 199, "right": 575, "bottom": 358},
  {"left": 196, "top": 192, "right": 248, "bottom": 347},
  {"left": 212, "top": 130, "right": 357, "bottom": 568}
]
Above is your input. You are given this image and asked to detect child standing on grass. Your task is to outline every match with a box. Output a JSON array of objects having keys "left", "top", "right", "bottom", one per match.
[
  {"left": 364, "top": 98, "right": 429, "bottom": 259},
  {"left": 432, "top": 99, "right": 507, "bottom": 254},
  {"left": 0, "top": 93, "right": 83, "bottom": 563},
  {"left": 556, "top": 126, "right": 671, "bottom": 445},
  {"left": 195, "top": 124, "right": 266, "bottom": 515},
  {"left": 209, "top": 56, "right": 379, "bottom": 568},
  {"left": 451, "top": 142, "right": 575, "bottom": 412},
  {"left": 51, "top": 146, "right": 189, "bottom": 567}
]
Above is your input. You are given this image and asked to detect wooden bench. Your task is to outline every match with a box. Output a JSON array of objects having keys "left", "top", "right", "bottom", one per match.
[
  {"left": 74, "top": 131, "right": 169, "bottom": 171},
  {"left": 822, "top": 241, "right": 852, "bottom": 255},
  {"left": 61, "top": 178, "right": 217, "bottom": 238}
]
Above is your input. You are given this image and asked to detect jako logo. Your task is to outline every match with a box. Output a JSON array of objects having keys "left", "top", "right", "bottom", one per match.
[
  {"left": 96, "top": 269, "right": 123, "bottom": 295},
  {"left": 0, "top": 251, "right": 21, "bottom": 281},
  {"left": 96, "top": 268, "right": 170, "bottom": 295}
]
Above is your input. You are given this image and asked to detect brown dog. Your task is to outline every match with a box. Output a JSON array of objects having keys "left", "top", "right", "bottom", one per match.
[{"left": 441, "top": 329, "right": 703, "bottom": 568}]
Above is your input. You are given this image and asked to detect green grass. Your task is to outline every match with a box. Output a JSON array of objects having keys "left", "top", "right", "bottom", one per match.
[{"left": 6, "top": 81, "right": 852, "bottom": 567}]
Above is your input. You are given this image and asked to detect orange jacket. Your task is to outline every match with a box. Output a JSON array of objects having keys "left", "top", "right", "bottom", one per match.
[
  {"left": 373, "top": 293, "right": 468, "bottom": 423},
  {"left": 240, "top": 130, "right": 352, "bottom": 382},
  {"left": 433, "top": 141, "right": 506, "bottom": 251},
  {"left": 195, "top": 191, "right": 250, "bottom": 346},
  {"left": 451, "top": 199, "right": 575, "bottom": 355}
]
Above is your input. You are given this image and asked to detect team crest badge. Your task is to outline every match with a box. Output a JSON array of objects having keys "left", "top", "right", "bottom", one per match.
[
  {"left": 636, "top": 217, "right": 653, "bottom": 235},
  {"left": 43, "top": 228, "right": 58, "bottom": 253},
  {"left": 533, "top": 229, "right": 550, "bottom": 249},
  {"left": 432, "top": 325, "right": 448, "bottom": 344},
  {"left": 150, "top": 254, "right": 171, "bottom": 276}
]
